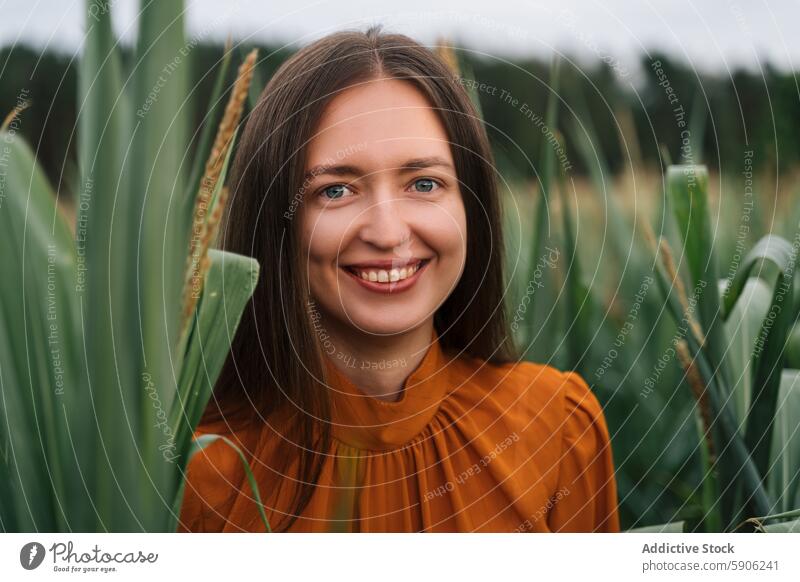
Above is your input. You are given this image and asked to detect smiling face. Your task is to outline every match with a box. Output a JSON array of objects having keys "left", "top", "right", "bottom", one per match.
[{"left": 299, "top": 77, "right": 468, "bottom": 337}]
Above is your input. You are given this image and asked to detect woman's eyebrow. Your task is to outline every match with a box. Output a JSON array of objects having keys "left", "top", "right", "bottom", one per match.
[
  {"left": 397, "top": 156, "right": 454, "bottom": 172},
  {"left": 304, "top": 156, "right": 454, "bottom": 181},
  {"left": 304, "top": 163, "right": 361, "bottom": 181}
]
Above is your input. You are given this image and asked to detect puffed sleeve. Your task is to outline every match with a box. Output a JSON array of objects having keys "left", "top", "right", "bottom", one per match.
[
  {"left": 176, "top": 432, "right": 245, "bottom": 533},
  {"left": 546, "top": 371, "right": 620, "bottom": 532}
]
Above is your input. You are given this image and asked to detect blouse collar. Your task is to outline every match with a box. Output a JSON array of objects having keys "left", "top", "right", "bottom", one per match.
[{"left": 322, "top": 326, "right": 449, "bottom": 451}]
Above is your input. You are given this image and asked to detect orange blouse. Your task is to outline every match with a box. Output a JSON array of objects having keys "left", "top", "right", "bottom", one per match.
[{"left": 177, "top": 328, "right": 620, "bottom": 532}]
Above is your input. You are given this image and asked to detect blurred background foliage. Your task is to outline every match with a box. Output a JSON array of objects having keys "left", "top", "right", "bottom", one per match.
[{"left": 3, "top": 43, "right": 800, "bottom": 192}]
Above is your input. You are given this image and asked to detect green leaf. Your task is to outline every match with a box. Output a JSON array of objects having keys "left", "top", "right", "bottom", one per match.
[
  {"left": 722, "top": 235, "right": 795, "bottom": 318},
  {"left": 667, "top": 165, "right": 743, "bottom": 526},
  {"left": 720, "top": 277, "right": 772, "bottom": 425},
  {"left": 786, "top": 322, "right": 800, "bottom": 369},
  {"left": 525, "top": 57, "right": 561, "bottom": 361},
  {"left": 129, "top": 0, "right": 193, "bottom": 521},
  {"left": 667, "top": 165, "right": 731, "bottom": 388},
  {"left": 171, "top": 250, "right": 260, "bottom": 464},
  {"left": 77, "top": 0, "right": 144, "bottom": 531},
  {"left": 721, "top": 235, "right": 797, "bottom": 482},
  {"left": 0, "top": 130, "right": 82, "bottom": 531},
  {"left": 649, "top": 239, "right": 773, "bottom": 522},
  {"left": 768, "top": 370, "right": 800, "bottom": 513},
  {"left": 557, "top": 166, "right": 592, "bottom": 373},
  {"left": 761, "top": 518, "right": 800, "bottom": 532},
  {"left": 173, "top": 434, "right": 271, "bottom": 532},
  {"left": 627, "top": 521, "right": 685, "bottom": 532}
]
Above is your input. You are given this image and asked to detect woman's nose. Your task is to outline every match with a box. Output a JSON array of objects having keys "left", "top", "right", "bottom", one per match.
[{"left": 357, "top": 198, "right": 412, "bottom": 250}]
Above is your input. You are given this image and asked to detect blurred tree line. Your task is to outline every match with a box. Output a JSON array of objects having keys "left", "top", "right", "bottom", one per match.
[{"left": 2, "top": 41, "right": 799, "bottom": 198}]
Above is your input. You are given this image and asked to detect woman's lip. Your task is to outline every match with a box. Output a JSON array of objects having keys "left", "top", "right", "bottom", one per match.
[
  {"left": 343, "top": 258, "right": 423, "bottom": 269},
  {"left": 340, "top": 259, "right": 430, "bottom": 294}
]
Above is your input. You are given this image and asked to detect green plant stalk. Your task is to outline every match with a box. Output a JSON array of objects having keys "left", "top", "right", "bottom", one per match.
[
  {"left": 129, "top": 1, "right": 192, "bottom": 527},
  {"left": 77, "top": 1, "right": 143, "bottom": 530},
  {"left": 687, "top": 405, "right": 722, "bottom": 532},
  {"left": 526, "top": 57, "right": 560, "bottom": 359},
  {"left": 650, "top": 240, "right": 773, "bottom": 523},
  {"left": 557, "top": 165, "right": 592, "bottom": 374},
  {"left": 666, "top": 165, "right": 740, "bottom": 523}
]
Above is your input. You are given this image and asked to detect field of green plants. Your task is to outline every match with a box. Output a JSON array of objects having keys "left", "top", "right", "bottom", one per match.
[{"left": 1, "top": 0, "right": 798, "bottom": 532}]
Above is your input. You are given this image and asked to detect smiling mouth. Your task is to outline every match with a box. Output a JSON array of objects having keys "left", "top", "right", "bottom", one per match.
[{"left": 342, "top": 259, "right": 430, "bottom": 283}]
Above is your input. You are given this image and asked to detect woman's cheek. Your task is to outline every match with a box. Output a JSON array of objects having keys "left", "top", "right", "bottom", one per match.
[
  {"left": 418, "top": 199, "right": 467, "bottom": 269},
  {"left": 302, "top": 209, "right": 343, "bottom": 262}
]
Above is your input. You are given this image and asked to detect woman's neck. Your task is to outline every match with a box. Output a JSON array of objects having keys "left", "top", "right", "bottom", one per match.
[{"left": 316, "top": 314, "right": 435, "bottom": 402}]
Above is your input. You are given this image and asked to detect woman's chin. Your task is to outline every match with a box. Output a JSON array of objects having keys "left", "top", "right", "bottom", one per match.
[{"left": 343, "top": 310, "right": 432, "bottom": 337}]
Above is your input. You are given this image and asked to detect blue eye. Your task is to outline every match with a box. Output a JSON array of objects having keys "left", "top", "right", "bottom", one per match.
[
  {"left": 411, "top": 178, "right": 439, "bottom": 193},
  {"left": 320, "top": 184, "right": 351, "bottom": 200}
]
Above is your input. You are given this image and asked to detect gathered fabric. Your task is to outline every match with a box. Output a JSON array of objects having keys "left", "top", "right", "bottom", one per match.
[{"left": 178, "top": 328, "right": 620, "bottom": 532}]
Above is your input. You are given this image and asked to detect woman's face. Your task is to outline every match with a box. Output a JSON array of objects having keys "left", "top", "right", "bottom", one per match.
[{"left": 300, "top": 77, "right": 467, "bottom": 337}]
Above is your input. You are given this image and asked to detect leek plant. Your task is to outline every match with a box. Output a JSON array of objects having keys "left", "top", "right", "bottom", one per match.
[
  {"left": 0, "top": 1, "right": 267, "bottom": 532},
  {"left": 641, "top": 166, "right": 800, "bottom": 532},
  {"left": 496, "top": 53, "right": 800, "bottom": 531}
]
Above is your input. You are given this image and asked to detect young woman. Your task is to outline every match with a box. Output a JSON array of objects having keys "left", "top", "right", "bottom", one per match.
[{"left": 178, "top": 26, "right": 620, "bottom": 533}]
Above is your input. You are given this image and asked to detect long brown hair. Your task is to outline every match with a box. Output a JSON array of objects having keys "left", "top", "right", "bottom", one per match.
[{"left": 203, "top": 25, "right": 517, "bottom": 532}]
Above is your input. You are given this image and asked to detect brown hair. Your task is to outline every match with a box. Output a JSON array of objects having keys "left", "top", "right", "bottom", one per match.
[{"left": 203, "top": 25, "right": 517, "bottom": 531}]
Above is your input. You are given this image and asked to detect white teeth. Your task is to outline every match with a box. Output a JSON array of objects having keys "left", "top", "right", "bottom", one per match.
[{"left": 350, "top": 261, "right": 424, "bottom": 283}]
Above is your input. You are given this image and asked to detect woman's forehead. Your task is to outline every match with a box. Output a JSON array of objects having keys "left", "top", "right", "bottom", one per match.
[{"left": 305, "top": 78, "right": 452, "bottom": 167}]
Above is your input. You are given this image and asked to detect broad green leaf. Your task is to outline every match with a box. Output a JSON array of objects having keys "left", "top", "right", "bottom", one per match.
[
  {"left": 627, "top": 521, "right": 685, "bottom": 532},
  {"left": 721, "top": 235, "right": 796, "bottom": 481},
  {"left": 0, "top": 130, "right": 81, "bottom": 531},
  {"left": 761, "top": 518, "right": 800, "bottom": 532},
  {"left": 720, "top": 277, "right": 772, "bottom": 425},
  {"left": 768, "top": 370, "right": 800, "bottom": 513},
  {"left": 77, "top": 0, "right": 144, "bottom": 531},
  {"left": 129, "top": 0, "right": 192, "bottom": 524},
  {"left": 171, "top": 250, "right": 260, "bottom": 465},
  {"left": 722, "top": 235, "right": 795, "bottom": 318}
]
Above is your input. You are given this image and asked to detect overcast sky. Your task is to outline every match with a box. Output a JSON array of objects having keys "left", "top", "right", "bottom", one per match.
[{"left": 4, "top": 0, "right": 800, "bottom": 80}]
